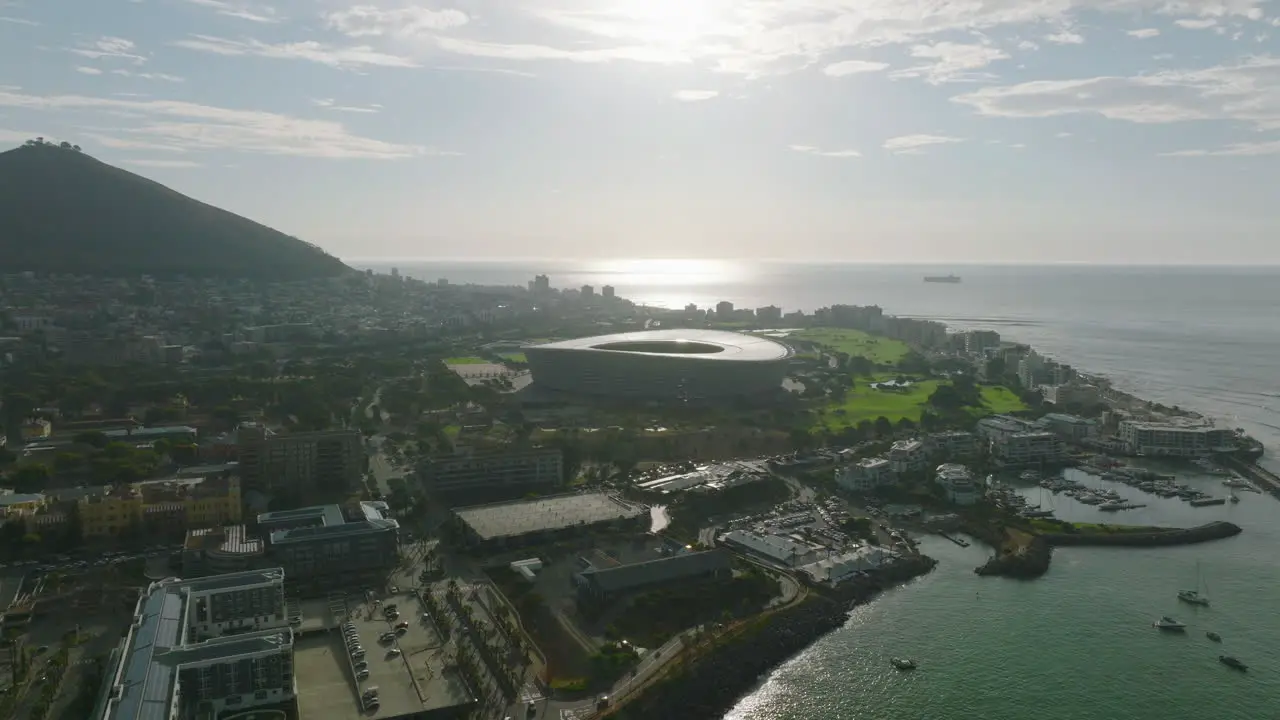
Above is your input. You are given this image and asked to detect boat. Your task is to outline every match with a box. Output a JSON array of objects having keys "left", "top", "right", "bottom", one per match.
[
  {"left": 890, "top": 657, "right": 918, "bottom": 670},
  {"left": 1098, "top": 501, "right": 1131, "bottom": 511},
  {"left": 1178, "top": 561, "right": 1210, "bottom": 607},
  {"left": 923, "top": 275, "right": 961, "bottom": 284},
  {"left": 1218, "top": 655, "right": 1248, "bottom": 672},
  {"left": 1206, "top": 631, "right": 1222, "bottom": 642},
  {"left": 1229, "top": 488, "right": 1240, "bottom": 504},
  {"left": 1189, "top": 497, "right": 1226, "bottom": 507},
  {"left": 1153, "top": 616, "right": 1187, "bottom": 631}
]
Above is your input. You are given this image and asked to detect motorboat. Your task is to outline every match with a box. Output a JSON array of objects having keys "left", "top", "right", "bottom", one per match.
[
  {"left": 890, "top": 657, "right": 918, "bottom": 670},
  {"left": 1218, "top": 656, "right": 1248, "bottom": 672},
  {"left": 1153, "top": 616, "right": 1187, "bottom": 631},
  {"left": 1206, "top": 631, "right": 1222, "bottom": 642}
]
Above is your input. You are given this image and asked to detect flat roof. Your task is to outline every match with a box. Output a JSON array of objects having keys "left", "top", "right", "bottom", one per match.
[
  {"left": 454, "top": 492, "right": 645, "bottom": 541},
  {"left": 257, "top": 504, "right": 346, "bottom": 526},
  {"left": 526, "top": 329, "right": 791, "bottom": 362},
  {"left": 177, "top": 567, "right": 283, "bottom": 593}
]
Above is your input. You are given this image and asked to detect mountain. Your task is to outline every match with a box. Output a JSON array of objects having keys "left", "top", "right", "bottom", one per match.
[{"left": 0, "top": 142, "right": 351, "bottom": 279}]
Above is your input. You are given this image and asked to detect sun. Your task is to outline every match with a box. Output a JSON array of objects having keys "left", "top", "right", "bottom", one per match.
[{"left": 610, "top": 0, "right": 726, "bottom": 47}]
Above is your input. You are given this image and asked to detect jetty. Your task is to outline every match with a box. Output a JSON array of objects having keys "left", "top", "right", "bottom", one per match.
[{"left": 1222, "top": 457, "right": 1280, "bottom": 499}]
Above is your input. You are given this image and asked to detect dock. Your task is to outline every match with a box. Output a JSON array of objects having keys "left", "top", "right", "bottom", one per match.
[
  {"left": 1222, "top": 457, "right": 1280, "bottom": 499},
  {"left": 1189, "top": 497, "right": 1226, "bottom": 508},
  {"left": 937, "top": 533, "right": 971, "bottom": 548}
]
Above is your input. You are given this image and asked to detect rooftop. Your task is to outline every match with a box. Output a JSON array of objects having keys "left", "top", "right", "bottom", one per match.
[
  {"left": 0, "top": 492, "right": 45, "bottom": 506},
  {"left": 102, "top": 425, "right": 197, "bottom": 439},
  {"left": 453, "top": 492, "right": 645, "bottom": 541},
  {"left": 579, "top": 550, "right": 732, "bottom": 594},
  {"left": 177, "top": 567, "right": 283, "bottom": 593},
  {"left": 262, "top": 502, "right": 399, "bottom": 545},
  {"left": 526, "top": 328, "right": 792, "bottom": 362}
]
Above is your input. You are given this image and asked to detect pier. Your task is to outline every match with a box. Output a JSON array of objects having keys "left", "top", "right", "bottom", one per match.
[
  {"left": 937, "top": 533, "right": 971, "bottom": 548},
  {"left": 1222, "top": 457, "right": 1280, "bottom": 499}
]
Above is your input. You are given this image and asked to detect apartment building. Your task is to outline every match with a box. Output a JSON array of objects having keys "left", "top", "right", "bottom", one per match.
[
  {"left": 1041, "top": 383, "right": 1101, "bottom": 407},
  {"left": 1119, "top": 420, "right": 1235, "bottom": 458},
  {"left": 887, "top": 440, "right": 928, "bottom": 474},
  {"left": 935, "top": 464, "right": 979, "bottom": 505},
  {"left": 992, "top": 431, "right": 1066, "bottom": 467},
  {"left": 78, "top": 471, "right": 241, "bottom": 539},
  {"left": 835, "top": 457, "right": 895, "bottom": 492},
  {"left": 419, "top": 446, "right": 563, "bottom": 495},
  {"left": 964, "top": 330, "right": 1001, "bottom": 355},
  {"left": 1039, "top": 413, "right": 1099, "bottom": 443},
  {"left": 236, "top": 423, "right": 363, "bottom": 494},
  {"left": 928, "top": 431, "right": 979, "bottom": 460},
  {"left": 93, "top": 569, "right": 294, "bottom": 720},
  {"left": 257, "top": 502, "right": 399, "bottom": 595}
]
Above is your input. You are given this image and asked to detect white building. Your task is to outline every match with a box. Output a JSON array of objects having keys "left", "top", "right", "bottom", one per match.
[
  {"left": 1038, "top": 413, "right": 1098, "bottom": 443},
  {"left": 1042, "top": 383, "right": 1101, "bottom": 407},
  {"left": 719, "top": 530, "right": 821, "bottom": 567},
  {"left": 928, "top": 431, "right": 979, "bottom": 459},
  {"left": 888, "top": 440, "right": 928, "bottom": 474},
  {"left": 1119, "top": 419, "right": 1235, "bottom": 457},
  {"left": 935, "top": 464, "right": 980, "bottom": 505},
  {"left": 834, "top": 457, "right": 895, "bottom": 492},
  {"left": 976, "top": 415, "right": 1039, "bottom": 442},
  {"left": 992, "top": 431, "right": 1066, "bottom": 467},
  {"left": 798, "top": 546, "right": 900, "bottom": 585}
]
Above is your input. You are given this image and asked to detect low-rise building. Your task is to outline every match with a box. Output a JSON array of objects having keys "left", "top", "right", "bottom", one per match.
[
  {"left": 976, "top": 414, "right": 1039, "bottom": 442},
  {"left": 420, "top": 445, "right": 563, "bottom": 496},
  {"left": 20, "top": 418, "right": 52, "bottom": 441},
  {"left": 798, "top": 546, "right": 900, "bottom": 585},
  {"left": 1041, "top": 383, "right": 1101, "bottom": 407},
  {"left": 573, "top": 550, "right": 733, "bottom": 604},
  {"left": 183, "top": 525, "right": 265, "bottom": 576},
  {"left": 1118, "top": 419, "right": 1235, "bottom": 457},
  {"left": 990, "top": 431, "right": 1066, "bottom": 467},
  {"left": 935, "top": 464, "right": 980, "bottom": 505},
  {"left": 1039, "top": 413, "right": 1098, "bottom": 442},
  {"left": 257, "top": 502, "right": 400, "bottom": 595},
  {"left": 78, "top": 470, "right": 241, "bottom": 539},
  {"left": 450, "top": 492, "right": 645, "bottom": 550},
  {"left": 92, "top": 569, "right": 294, "bottom": 720},
  {"left": 927, "top": 431, "right": 979, "bottom": 460},
  {"left": 887, "top": 439, "right": 928, "bottom": 474},
  {"left": 718, "top": 530, "right": 822, "bottom": 567},
  {"left": 834, "top": 457, "right": 895, "bottom": 492}
]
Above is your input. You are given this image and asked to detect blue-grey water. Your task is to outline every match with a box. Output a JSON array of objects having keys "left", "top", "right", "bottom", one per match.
[{"left": 358, "top": 260, "right": 1280, "bottom": 718}]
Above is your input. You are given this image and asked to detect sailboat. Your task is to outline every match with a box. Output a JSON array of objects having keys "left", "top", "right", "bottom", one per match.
[
  {"left": 1177, "top": 561, "right": 1210, "bottom": 607},
  {"left": 1229, "top": 487, "right": 1240, "bottom": 504}
]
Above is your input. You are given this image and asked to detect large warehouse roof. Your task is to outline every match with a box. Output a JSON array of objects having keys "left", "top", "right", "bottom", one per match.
[
  {"left": 454, "top": 492, "right": 646, "bottom": 541},
  {"left": 526, "top": 329, "right": 791, "bottom": 362}
]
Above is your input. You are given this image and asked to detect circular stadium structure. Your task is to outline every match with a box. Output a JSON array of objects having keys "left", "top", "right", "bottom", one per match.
[{"left": 523, "top": 329, "right": 792, "bottom": 400}]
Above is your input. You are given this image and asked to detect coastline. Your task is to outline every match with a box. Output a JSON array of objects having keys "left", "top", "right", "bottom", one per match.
[{"left": 608, "top": 556, "right": 938, "bottom": 720}]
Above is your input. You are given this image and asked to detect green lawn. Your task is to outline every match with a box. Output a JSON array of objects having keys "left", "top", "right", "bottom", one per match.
[
  {"left": 787, "top": 328, "right": 911, "bottom": 365},
  {"left": 500, "top": 352, "right": 527, "bottom": 363},
  {"left": 444, "top": 356, "right": 487, "bottom": 365},
  {"left": 813, "top": 377, "right": 942, "bottom": 429},
  {"left": 978, "top": 385, "right": 1028, "bottom": 414}
]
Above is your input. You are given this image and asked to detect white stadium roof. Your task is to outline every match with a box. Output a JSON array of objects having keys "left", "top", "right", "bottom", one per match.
[{"left": 526, "top": 329, "right": 791, "bottom": 362}]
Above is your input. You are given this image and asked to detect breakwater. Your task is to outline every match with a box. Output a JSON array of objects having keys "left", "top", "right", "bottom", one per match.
[{"left": 610, "top": 556, "right": 937, "bottom": 720}]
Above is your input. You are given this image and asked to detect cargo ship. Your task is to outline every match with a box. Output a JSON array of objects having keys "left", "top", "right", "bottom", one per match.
[{"left": 923, "top": 274, "right": 961, "bottom": 283}]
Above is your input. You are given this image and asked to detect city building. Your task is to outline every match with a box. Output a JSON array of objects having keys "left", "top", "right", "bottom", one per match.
[
  {"left": 235, "top": 424, "right": 363, "bottom": 494},
  {"left": 887, "top": 440, "right": 928, "bottom": 474},
  {"left": 964, "top": 330, "right": 1001, "bottom": 355},
  {"left": 602, "top": 285, "right": 615, "bottom": 299},
  {"left": 419, "top": 446, "right": 562, "bottom": 495},
  {"left": 92, "top": 569, "right": 294, "bottom": 720},
  {"left": 450, "top": 492, "right": 646, "bottom": 550},
  {"left": 183, "top": 525, "right": 265, "bottom": 576},
  {"left": 980, "top": 423, "right": 1067, "bottom": 466},
  {"left": 257, "top": 502, "right": 400, "bottom": 595},
  {"left": 530, "top": 274, "right": 550, "bottom": 293},
  {"left": 20, "top": 418, "right": 52, "bottom": 441},
  {"left": 715, "top": 301, "right": 734, "bottom": 317},
  {"left": 1041, "top": 383, "right": 1102, "bottom": 407},
  {"left": 834, "top": 457, "right": 895, "bottom": 492},
  {"left": 573, "top": 550, "right": 732, "bottom": 604},
  {"left": 927, "top": 431, "right": 979, "bottom": 460},
  {"left": 523, "top": 329, "right": 791, "bottom": 401},
  {"left": 755, "top": 305, "right": 782, "bottom": 323},
  {"left": 78, "top": 470, "right": 242, "bottom": 539},
  {"left": 580, "top": 284, "right": 595, "bottom": 297},
  {"left": 1118, "top": 419, "right": 1235, "bottom": 457},
  {"left": 103, "top": 425, "right": 197, "bottom": 443},
  {"left": 0, "top": 492, "right": 47, "bottom": 519},
  {"left": 718, "top": 530, "right": 822, "bottom": 567},
  {"left": 1039, "top": 413, "right": 1099, "bottom": 443},
  {"left": 976, "top": 415, "right": 1040, "bottom": 442},
  {"left": 798, "top": 546, "right": 900, "bottom": 585},
  {"left": 934, "top": 464, "right": 980, "bottom": 505}
]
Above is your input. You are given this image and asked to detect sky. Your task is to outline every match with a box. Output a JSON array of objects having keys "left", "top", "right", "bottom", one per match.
[{"left": 2, "top": 0, "right": 1280, "bottom": 264}]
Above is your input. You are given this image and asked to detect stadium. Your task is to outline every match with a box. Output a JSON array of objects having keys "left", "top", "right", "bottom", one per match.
[{"left": 523, "top": 329, "right": 792, "bottom": 400}]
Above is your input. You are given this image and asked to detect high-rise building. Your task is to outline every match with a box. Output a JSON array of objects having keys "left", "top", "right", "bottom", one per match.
[
  {"left": 257, "top": 501, "right": 400, "bottom": 595},
  {"left": 93, "top": 569, "right": 295, "bottom": 720},
  {"left": 531, "top": 274, "right": 551, "bottom": 293},
  {"left": 581, "top": 284, "right": 595, "bottom": 297},
  {"left": 602, "top": 285, "right": 615, "bottom": 299},
  {"left": 420, "top": 446, "right": 563, "bottom": 495},
  {"left": 716, "top": 300, "right": 734, "bottom": 317},
  {"left": 235, "top": 424, "right": 364, "bottom": 494},
  {"left": 755, "top": 305, "right": 782, "bottom": 322}
]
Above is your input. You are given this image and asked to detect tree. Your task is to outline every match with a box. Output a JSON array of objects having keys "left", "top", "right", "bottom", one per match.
[
  {"left": 11, "top": 463, "right": 52, "bottom": 493},
  {"left": 74, "top": 431, "right": 109, "bottom": 448},
  {"left": 874, "top": 416, "right": 893, "bottom": 438},
  {"left": 984, "top": 356, "right": 1006, "bottom": 380}
]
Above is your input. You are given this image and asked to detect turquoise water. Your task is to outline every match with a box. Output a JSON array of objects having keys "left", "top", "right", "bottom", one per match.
[{"left": 724, "top": 469, "right": 1280, "bottom": 720}]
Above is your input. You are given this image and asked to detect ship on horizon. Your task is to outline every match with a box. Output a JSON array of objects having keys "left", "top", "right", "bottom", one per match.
[{"left": 923, "top": 274, "right": 961, "bottom": 284}]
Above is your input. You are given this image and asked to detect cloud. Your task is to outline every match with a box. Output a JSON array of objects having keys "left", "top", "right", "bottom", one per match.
[
  {"left": 434, "top": 36, "right": 689, "bottom": 65},
  {"left": 122, "top": 159, "right": 204, "bottom": 168},
  {"left": 82, "top": 133, "right": 190, "bottom": 152},
  {"left": 1017, "top": 40, "right": 1040, "bottom": 51},
  {"left": 891, "top": 42, "right": 1009, "bottom": 84},
  {"left": 672, "top": 89, "right": 718, "bottom": 102},
  {"left": 823, "top": 60, "right": 889, "bottom": 77},
  {"left": 433, "top": 65, "right": 536, "bottom": 78},
  {"left": 0, "top": 88, "right": 440, "bottom": 159},
  {"left": 1163, "top": 139, "right": 1280, "bottom": 156},
  {"left": 789, "top": 144, "right": 860, "bottom": 158},
  {"left": 171, "top": 35, "right": 418, "bottom": 68},
  {"left": 326, "top": 5, "right": 469, "bottom": 37},
  {"left": 69, "top": 36, "right": 146, "bottom": 64},
  {"left": 0, "top": 128, "right": 46, "bottom": 143},
  {"left": 1175, "top": 18, "right": 1218, "bottom": 29},
  {"left": 883, "top": 134, "right": 964, "bottom": 154},
  {"left": 112, "top": 69, "right": 185, "bottom": 82},
  {"left": 1055, "top": 131, "right": 1073, "bottom": 137},
  {"left": 953, "top": 56, "right": 1280, "bottom": 131},
  {"left": 76, "top": 66, "right": 104, "bottom": 76},
  {"left": 180, "top": 0, "right": 281, "bottom": 23},
  {"left": 312, "top": 98, "right": 383, "bottom": 113},
  {"left": 1045, "top": 29, "right": 1086, "bottom": 44},
  {"left": 0, "top": 15, "right": 38, "bottom": 25},
  {"left": 1128, "top": 28, "right": 1161, "bottom": 39}
]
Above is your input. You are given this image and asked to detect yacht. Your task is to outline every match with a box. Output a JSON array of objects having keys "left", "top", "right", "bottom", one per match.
[
  {"left": 1218, "top": 656, "right": 1248, "bottom": 672},
  {"left": 1206, "top": 631, "right": 1222, "bottom": 642},
  {"left": 1098, "top": 501, "right": 1130, "bottom": 511},
  {"left": 1178, "top": 589, "right": 1210, "bottom": 606},
  {"left": 1153, "top": 616, "right": 1187, "bottom": 631},
  {"left": 890, "top": 657, "right": 918, "bottom": 670}
]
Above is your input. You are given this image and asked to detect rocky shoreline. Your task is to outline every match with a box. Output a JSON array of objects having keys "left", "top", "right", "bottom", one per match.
[{"left": 610, "top": 556, "right": 938, "bottom": 720}]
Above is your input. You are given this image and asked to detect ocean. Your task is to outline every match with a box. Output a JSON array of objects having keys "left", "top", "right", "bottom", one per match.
[{"left": 357, "top": 259, "right": 1280, "bottom": 718}]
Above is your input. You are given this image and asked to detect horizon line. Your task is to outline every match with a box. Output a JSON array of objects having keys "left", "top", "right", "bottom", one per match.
[{"left": 342, "top": 257, "right": 1280, "bottom": 268}]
